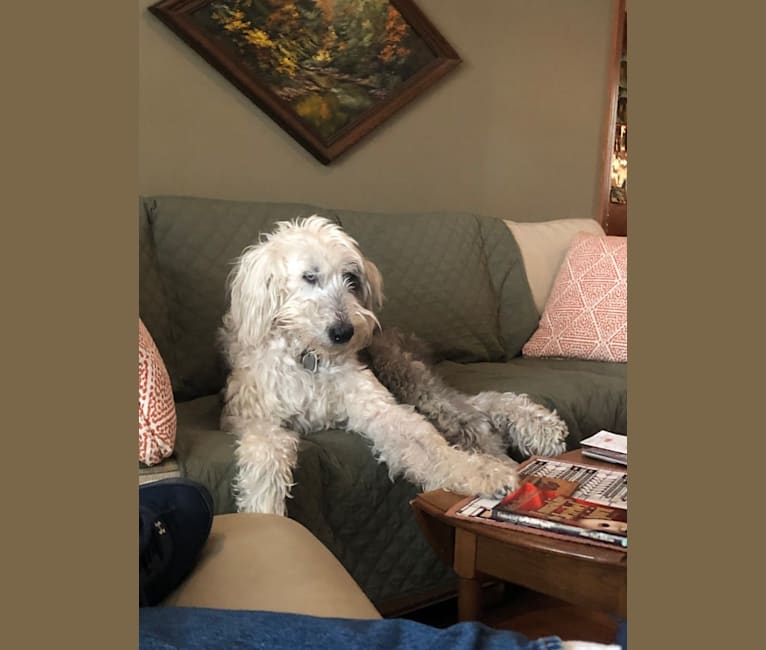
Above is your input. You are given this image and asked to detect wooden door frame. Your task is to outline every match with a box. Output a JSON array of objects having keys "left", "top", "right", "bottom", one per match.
[{"left": 598, "top": 0, "right": 627, "bottom": 235}]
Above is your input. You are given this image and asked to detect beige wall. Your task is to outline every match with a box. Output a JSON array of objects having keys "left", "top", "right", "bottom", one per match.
[{"left": 139, "top": 0, "right": 615, "bottom": 221}]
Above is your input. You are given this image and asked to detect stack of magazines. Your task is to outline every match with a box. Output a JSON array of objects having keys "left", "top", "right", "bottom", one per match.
[
  {"left": 447, "top": 457, "right": 627, "bottom": 550},
  {"left": 580, "top": 430, "right": 627, "bottom": 466}
]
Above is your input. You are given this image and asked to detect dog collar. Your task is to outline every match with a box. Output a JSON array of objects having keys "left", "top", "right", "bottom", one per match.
[{"left": 300, "top": 350, "right": 319, "bottom": 373}]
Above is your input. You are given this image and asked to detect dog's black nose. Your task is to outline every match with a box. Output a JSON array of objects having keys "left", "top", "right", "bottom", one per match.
[{"left": 328, "top": 322, "right": 354, "bottom": 344}]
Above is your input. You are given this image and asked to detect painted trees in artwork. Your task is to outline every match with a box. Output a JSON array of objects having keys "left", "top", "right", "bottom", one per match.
[{"left": 203, "top": 0, "right": 435, "bottom": 140}]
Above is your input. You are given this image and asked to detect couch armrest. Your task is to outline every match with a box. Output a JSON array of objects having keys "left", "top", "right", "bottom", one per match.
[{"left": 161, "top": 513, "right": 381, "bottom": 620}]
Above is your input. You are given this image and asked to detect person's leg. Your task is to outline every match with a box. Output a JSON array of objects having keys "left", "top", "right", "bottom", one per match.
[
  {"left": 141, "top": 608, "right": 627, "bottom": 650},
  {"left": 139, "top": 478, "right": 214, "bottom": 607},
  {"left": 140, "top": 607, "right": 567, "bottom": 650}
]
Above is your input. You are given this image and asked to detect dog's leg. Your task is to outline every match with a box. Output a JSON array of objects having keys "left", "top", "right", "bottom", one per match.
[
  {"left": 341, "top": 368, "right": 520, "bottom": 497},
  {"left": 468, "top": 391, "right": 568, "bottom": 458},
  {"left": 364, "top": 329, "right": 505, "bottom": 456},
  {"left": 224, "top": 415, "right": 301, "bottom": 516}
]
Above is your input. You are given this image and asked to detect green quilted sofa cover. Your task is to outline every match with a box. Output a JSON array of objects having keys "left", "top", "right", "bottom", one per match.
[{"left": 139, "top": 195, "right": 627, "bottom": 610}]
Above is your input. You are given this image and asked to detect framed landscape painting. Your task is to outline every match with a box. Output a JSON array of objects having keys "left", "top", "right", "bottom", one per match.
[{"left": 149, "top": 0, "right": 461, "bottom": 163}]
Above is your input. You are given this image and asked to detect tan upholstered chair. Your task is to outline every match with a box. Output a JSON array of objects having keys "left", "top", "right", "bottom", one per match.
[{"left": 161, "top": 513, "right": 381, "bottom": 620}]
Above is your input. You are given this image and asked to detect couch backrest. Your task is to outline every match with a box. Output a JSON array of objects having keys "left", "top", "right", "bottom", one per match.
[
  {"left": 139, "top": 196, "right": 539, "bottom": 402},
  {"left": 335, "top": 209, "right": 538, "bottom": 364}
]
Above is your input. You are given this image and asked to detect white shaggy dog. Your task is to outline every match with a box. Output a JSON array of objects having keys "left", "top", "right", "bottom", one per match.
[{"left": 220, "top": 216, "right": 567, "bottom": 515}]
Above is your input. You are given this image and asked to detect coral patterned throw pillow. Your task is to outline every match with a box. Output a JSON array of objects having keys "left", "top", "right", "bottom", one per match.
[
  {"left": 139, "top": 319, "right": 177, "bottom": 465},
  {"left": 522, "top": 233, "right": 627, "bottom": 363}
]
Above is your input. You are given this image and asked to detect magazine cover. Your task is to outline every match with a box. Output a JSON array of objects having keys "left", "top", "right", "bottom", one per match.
[
  {"left": 447, "top": 457, "right": 628, "bottom": 551},
  {"left": 519, "top": 457, "right": 627, "bottom": 509},
  {"left": 492, "top": 475, "right": 627, "bottom": 546}
]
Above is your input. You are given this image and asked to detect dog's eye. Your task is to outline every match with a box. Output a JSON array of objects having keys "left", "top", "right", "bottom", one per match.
[
  {"left": 302, "top": 271, "right": 318, "bottom": 285},
  {"left": 343, "top": 272, "right": 359, "bottom": 291}
]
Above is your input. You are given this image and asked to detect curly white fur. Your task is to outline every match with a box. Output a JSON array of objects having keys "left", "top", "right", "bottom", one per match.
[{"left": 220, "top": 216, "right": 566, "bottom": 515}]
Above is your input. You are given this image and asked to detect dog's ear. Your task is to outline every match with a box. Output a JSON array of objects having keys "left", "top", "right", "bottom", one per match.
[
  {"left": 361, "top": 258, "right": 384, "bottom": 311},
  {"left": 225, "top": 243, "right": 284, "bottom": 345}
]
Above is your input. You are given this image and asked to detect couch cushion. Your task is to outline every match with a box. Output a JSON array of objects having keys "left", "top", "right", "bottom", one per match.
[
  {"left": 505, "top": 218, "right": 606, "bottom": 314},
  {"left": 476, "top": 215, "right": 540, "bottom": 359},
  {"left": 139, "top": 319, "right": 177, "bottom": 466},
  {"left": 144, "top": 196, "right": 328, "bottom": 400},
  {"left": 174, "top": 394, "right": 239, "bottom": 513},
  {"left": 523, "top": 233, "right": 627, "bottom": 363},
  {"left": 435, "top": 358, "right": 627, "bottom": 444},
  {"left": 336, "top": 211, "right": 509, "bottom": 362}
]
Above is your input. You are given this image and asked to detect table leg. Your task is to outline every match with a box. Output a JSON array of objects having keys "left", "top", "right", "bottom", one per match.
[
  {"left": 454, "top": 528, "right": 481, "bottom": 621},
  {"left": 458, "top": 576, "right": 482, "bottom": 621}
]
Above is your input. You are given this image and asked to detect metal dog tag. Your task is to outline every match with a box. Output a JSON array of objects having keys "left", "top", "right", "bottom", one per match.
[{"left": 301, "top": 351, "right": 318, "bottom": 373}]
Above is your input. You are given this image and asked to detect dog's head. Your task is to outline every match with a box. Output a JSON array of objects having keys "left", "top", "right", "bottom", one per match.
[{"left": 223, "top": 216, "right": 383, "bottom": 359}]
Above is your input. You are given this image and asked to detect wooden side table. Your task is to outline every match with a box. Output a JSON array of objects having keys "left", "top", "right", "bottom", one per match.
[{"left": 410, "top": 450, "right": 627, "bottom": 621}]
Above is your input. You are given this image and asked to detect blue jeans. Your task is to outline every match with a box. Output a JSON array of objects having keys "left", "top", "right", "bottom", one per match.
[{"left": 139, "top": 607, "right": 566, "bottom": 650}]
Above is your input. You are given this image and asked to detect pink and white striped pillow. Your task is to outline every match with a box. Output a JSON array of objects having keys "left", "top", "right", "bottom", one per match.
[
  {"left": 139, "top": 319, "right": 177, "bottom": 465},
  {"left": 522, "top": 233, "right": 627, "bottom": 362}
]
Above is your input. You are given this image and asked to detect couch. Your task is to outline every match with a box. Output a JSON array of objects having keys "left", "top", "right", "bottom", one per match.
[{"left": 139, "top": 195, "right": 626, "bottom": 613}]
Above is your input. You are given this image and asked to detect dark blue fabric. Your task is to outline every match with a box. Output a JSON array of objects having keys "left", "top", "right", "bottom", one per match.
[
  {"left": 616, "top": 619, "right": 627, "bottom": 649},
  {"left": 139, "top": 480, "right": 214, "bottom": 606},
  {"left": 139, "top": 607, "right": 565, "bottom": 650}
]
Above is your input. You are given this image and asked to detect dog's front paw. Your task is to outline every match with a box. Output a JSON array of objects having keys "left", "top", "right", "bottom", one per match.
[{"left": 444, "top": 454, "right": 520, "bottom": 498}]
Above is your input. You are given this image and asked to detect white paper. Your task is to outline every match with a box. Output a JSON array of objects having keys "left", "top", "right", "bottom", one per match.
[{"left": 580, "top": 430, "right": 627, "bottom": 454}]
